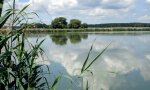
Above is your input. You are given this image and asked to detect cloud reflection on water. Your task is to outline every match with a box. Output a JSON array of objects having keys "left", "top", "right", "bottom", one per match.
[{"left": 27, "top": 33, "right": 150, "bottom": 90}]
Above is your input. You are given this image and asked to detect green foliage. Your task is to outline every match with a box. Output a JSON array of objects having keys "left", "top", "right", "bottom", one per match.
[
  {"left": 21, "top": 23, "right": 34, "bottom": 28},
  {"left": 0, "top": 30, "right": 46, "bottom": 90},
  {"left": 23, "top": 18, "right": 87, "bottom": 29},
  {"left": 0, "top": 1, "right": 49, "bottom": 90},
  {"left": 81, "top": 42, "right": 111, "bottom": 74},
  {"left": 51, "top": 17, "right": 67, "bottom": 29},
  {"left": 50, "top": 17, "right": 88, "bottom": 29},
  {"left": 88, "top": 23, "right": 150, "bottom": 28},
  {"left": 68, "top": 19, "right": 81, "bottom": 29},
  {"left": 0, "top": 8, "right": 14, "bottom": 28},
  {"left": 21, "top": 23, "right": 49, "bottom": 29},
  {"left": 0, "top": 0, "right": 31, "bottom": 28},
  {"left": 81, "top": 23, "right": 88, "bottom": 28}
]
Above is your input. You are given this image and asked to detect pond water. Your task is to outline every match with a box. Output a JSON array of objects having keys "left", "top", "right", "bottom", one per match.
[{"left": 26, "top": 31, "right": 150, "bottom": 90}]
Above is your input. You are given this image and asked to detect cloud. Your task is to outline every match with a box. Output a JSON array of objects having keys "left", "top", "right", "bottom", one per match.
[
  {"left": 146, "top": 0, "right": 150, "bottom": 4},
  {"left": 14, "top": 0, "right": 135, "bottom": 23},
  {"left": 79, "top": 7, "right": 131, "bottom": 20},
  {"left": 77, "top": 0, "right": 134, "bottom": 17},
  {"left": 101, "top": 0, "right": 134, "bottom": 9},
  {"left": 138, "top": 15, "right": 150, "bottom": 21},
  {"left": 29, "top": 0, "right": 77, "bottom": 12},
  {"left": 77, "top": 0, "right": 134, "bottom": 9},
  {"left": 3, "top": 0, "right": 150, "bottom": 24},
  {"left": 77, "top": 0, "right": 101, "bottom": 8},
  {"left": 25, "top": 33, "right": 150, "bottom": 90}
]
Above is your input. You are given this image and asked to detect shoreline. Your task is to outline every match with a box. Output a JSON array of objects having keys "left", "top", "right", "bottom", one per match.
[{"left": 1, "top": 27, "right": 150, "bottom": 33}]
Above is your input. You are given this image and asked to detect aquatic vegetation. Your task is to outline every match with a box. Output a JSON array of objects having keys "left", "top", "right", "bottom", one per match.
[{"left": 0, "top": 1, "right": 56, "bottom": 89}]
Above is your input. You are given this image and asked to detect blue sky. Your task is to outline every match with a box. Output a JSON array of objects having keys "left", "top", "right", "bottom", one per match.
[{"left": 5, "top": 0, "right": 150, "bottom": 24}]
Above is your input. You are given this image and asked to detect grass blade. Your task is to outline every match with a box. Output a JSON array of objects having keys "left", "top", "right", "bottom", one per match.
[
  {"left": 81, "top": 43, "right": 94, "bottom": 73},
  {"left": 51, "top": 76, "right": 61, "bottom": 90},
  {"left": 84, "top": 42, "right": 111, "bottom": 72},
  {"left": 0, "top": 11, "right": 13, "bottom": 28},
  {"left": 86, "top": 80, "right": 89, "bottom": 90}
]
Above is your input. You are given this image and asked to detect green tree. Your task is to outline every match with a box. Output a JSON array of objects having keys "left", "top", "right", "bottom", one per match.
[
  {"left": 81, "top": 23, "right": 88, "bottom": 28},
  {"left": 51, "top": 17, "right": 67, "bottom": 29},
  {"left": 68, "top": 19, "right": 81, "bottom": 29},
  {"left": 21, "top": 23, "right": 49, "bottom": 28},
  {"left": 0, "top": 0, "right": 4, "bottom": 17}
]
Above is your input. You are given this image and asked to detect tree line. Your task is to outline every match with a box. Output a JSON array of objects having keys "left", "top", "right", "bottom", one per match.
[
  {"left": 20, "top": 23, "right": 49, "bottom": 29},
  {"left": 21, "top": 22, "right": 150, "bottom": 29},
  {"left": 20, "top": 17, "right": 88, "bottom": 29},
  {"left": 51, "top": 17, "right": 88, "bottom": 29},
  {"left": 88, "top": 23, "right": 150, "bottom": 28}
]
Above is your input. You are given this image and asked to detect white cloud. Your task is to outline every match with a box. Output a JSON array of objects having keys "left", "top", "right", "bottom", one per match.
[
  {"left": 146, "top": 0, "right": 150, "bottom": 4},
  {"left": 80, "top": 8, "right": 117, "bottom": 16},
  {"left": 29, "top": 0, "right": 77, "bottom": 12},
  {"left": 26, "top": 34, "right": 150, "bottom": 90},
  {"left": 3, "top": 0, "right": 150, "bottom": 24},
  {"left": 102, "top": 0, "right": 134, "bottom": 5},
  {"left": 80, "top": 8, "right": 127, "bottom": 19},
  {"left": 138, "top": 15, "right": 150, "bottom": 21},
  {"left": 17, "top": 0, "right": 135, "bottom": 22}
]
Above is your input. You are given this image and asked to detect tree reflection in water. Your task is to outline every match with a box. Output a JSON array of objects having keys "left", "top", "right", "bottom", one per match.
[
  {"left": 50, "top": 34, "right": 68, "bottom": 45},
  {"left": 49, "top": 33, "right": 88, "bottom": 45},
  {"left": 69, "top": 34, "right": 81, "bottom": 44}
]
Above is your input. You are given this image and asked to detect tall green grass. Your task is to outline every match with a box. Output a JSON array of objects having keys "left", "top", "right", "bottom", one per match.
[{"left": 0, "top": 1, "right": 52, "bottom": 90}]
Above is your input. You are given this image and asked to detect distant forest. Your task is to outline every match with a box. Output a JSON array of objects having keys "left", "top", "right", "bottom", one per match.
[
  {"left": 18, "top": 23, "right": 150, "bottom": 29},
  {"left": 88, "top": 23, "right": 150, "bottom": 28}
]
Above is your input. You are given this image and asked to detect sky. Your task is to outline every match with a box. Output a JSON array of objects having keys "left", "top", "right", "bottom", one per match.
[{"left": 3, "top": 0, "right": 150, "bottom": 24}]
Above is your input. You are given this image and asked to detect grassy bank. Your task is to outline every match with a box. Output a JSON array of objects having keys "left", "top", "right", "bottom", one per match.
[{"left": 1, "top": 27, "right": 150, "bottom": 33}]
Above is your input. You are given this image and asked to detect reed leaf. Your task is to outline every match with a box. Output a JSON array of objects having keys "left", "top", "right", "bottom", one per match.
[
  {"left": 84, "top": 43, "right": 111, "bottom": 72},
  {"left": 0, "top": 11, "right": 13, "bottom": 28},
  {"left": 51, "top": 76, "right": 61, "bottom": 90},
  {"left": 86, "top": 80, "right": 89, "bottom": 90},
  {"left": 81, "top": 43, "right": 94, "bottom": 73}
]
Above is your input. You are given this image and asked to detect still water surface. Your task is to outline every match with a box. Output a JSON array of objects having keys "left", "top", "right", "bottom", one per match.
[{"left": 27, "top": 32, "right": 150, "bottom": 90}]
